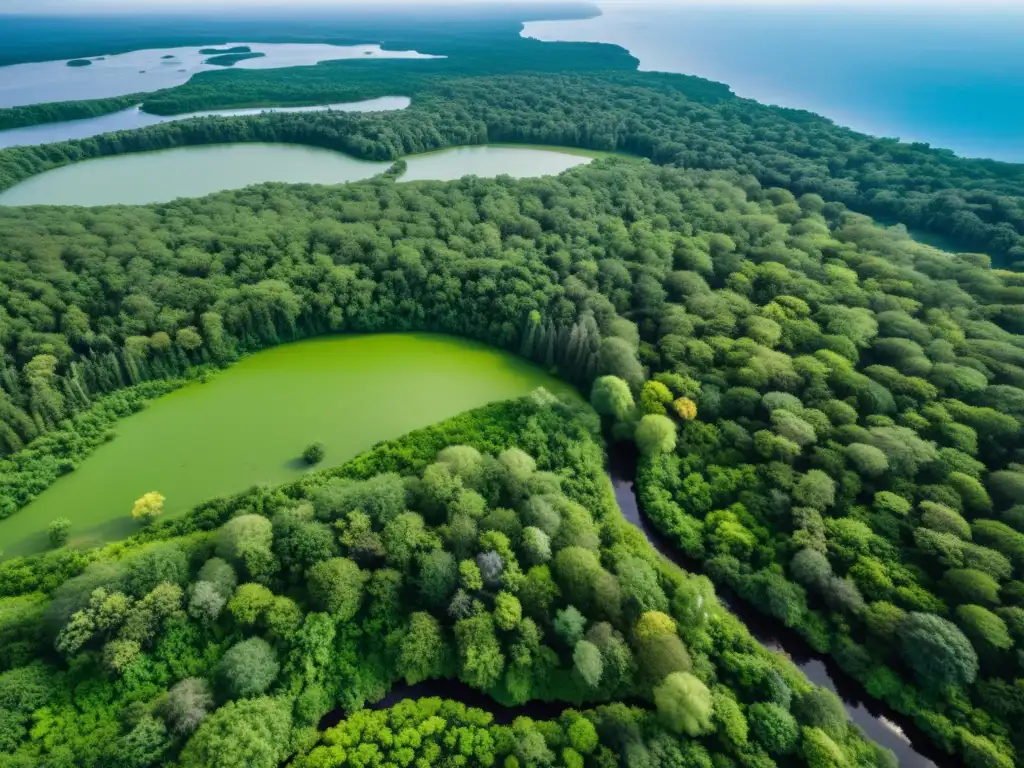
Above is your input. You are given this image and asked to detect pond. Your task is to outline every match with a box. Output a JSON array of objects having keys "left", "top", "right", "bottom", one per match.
[
  {"left": 0, "top": 43, "right": 440, "bottom": 108},
  {"left": 399, "top": 145, "right": 602, "bottom": 183},
  {"left": 0, "top": 144, "right": 597, "bottom": 207},
  {"left": 0, "top": 334, "right": 573, "bottom": 559},
  {"left": 0, "top": 96, "right": 411, "bottom": 149}
]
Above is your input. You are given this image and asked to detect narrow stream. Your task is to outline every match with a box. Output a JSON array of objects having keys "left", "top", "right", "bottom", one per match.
[
  {"left": 317, "top": 443, "right": 952, "bottom": 766},
  {"left": 607, "top": 442, "right": 949, "bottom": 768}
]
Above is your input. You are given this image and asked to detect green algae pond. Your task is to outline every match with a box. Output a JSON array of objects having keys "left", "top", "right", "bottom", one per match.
[{"left": 0, "top": 334, "right": 574, "bottom": 559}]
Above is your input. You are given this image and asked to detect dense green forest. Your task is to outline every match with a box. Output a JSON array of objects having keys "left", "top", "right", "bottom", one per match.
[
  {"left": 0, "top": 395, "right": 891, "bottom": 767},
  {"left": 3, "top": 7, "right": 1024, "bottom": 767},
  {"left": 2, "top": 14, "right": 1024, "bottom": 267},
  {"left": 1, "top": 160, "right": 1024, "bottom": 764}
]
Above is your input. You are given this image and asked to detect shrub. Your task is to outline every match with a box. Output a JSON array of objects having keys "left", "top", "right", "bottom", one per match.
[{"left": 302, "top": 442, "right": 326, "bottom": 466}]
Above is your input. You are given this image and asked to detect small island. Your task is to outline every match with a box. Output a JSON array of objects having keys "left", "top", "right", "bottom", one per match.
[
  {"left": 66, "top": 59, "right": 92, "bottom": 67},
  {"left": 204, "top": 51, "right": 266, "bottom": 67},
  {"left": 197, "top": 45, "right": 252, "bottom": 55}
]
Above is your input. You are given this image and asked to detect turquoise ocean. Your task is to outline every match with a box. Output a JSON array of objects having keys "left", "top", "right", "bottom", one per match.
[{"left": 525, "top": 2, "right": 1024, "bottom": 162}]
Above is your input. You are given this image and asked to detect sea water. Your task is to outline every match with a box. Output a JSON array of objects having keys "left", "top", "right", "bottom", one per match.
[{"left": 525, "top": 2, "right": 1024, "bottom": 162}]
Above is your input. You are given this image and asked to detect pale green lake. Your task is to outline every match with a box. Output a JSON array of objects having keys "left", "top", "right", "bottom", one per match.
[
  {"left": 0, "top": 144, "right": 595, "bottom": 207},
  {"left": 0, "top": 334, "right": 573, "bottom": 559}
]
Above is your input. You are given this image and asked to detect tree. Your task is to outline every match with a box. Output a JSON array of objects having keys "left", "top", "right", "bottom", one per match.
[
  {"left": 179, "top": 696, "right": 291, "bottom": 768},
  {"left": 673, "top": 397, "right": 698, "bottom": 421},
  {"left": 476, "top": 550, "right": 504, "bottom": 588},
  {"left": 112, "top": 714, "right": 169, "bottom": 767},
  {"left": 308, "top": 558, "right": 367, "bottom": 620},
  {"left": 161, "top": 678, "right": 213, "bottom": 736},
  {"left": 920, "top": 502, "right": 971, "bottom": 539},
  {"left": 227, "top": 583, "right": 275, "bottom": 626},
  {"left": 188, "top": 582, "right": 226, "bottom": 625},
  {"left": 898, "top": 612, "right": 978, "bottom": 690},
  {"left": 132, "top": 491, "right": 165, "bottom": 524},
  {"left": 598, "top": 337, "right": 643, "bottom": 390},
  {"left": 398, "top": 612, "right": 445, "bottom": 685},
  {"left": 125, "top": 544, "right": 190, "bottom": 596},
  {"left": 47, "top": 518, "right": 71, "bottom": 547},
  {"left": 216, "top": 514, "right": 273, "bottom": 563},
  {"left": 302, "top": 442, "right": 326, "bottom": 466},
  {"left": 436, "top": 445, "right": 484, "bottom": 488},
  {"left": 454, "top": 614, "right": 504, "bottom": 690},
  {"left": 712, "top": 688, "right": 748, "bottom": 749},
  {"left": 567, "top": 717, "right": 598, "bottom": 754},
  {"left": 494, "top": 592, "right": 522, "bottom": 631},
  {"left": 654, "top": 672, "right": 713, "bottom": 736},
  {"left": 950, "top": 472, "right": 993, "bottom": 516},
  {"left": 554, "top": 606, "right": 587, "bottom": 647},
  {"left": 521, "top": 526, "right": 552, "bottom": 565},
  {"left": 640, "top": 381, "right": 673, "bottom": 416},
  {"left": 793, "top": 470, "right": 835, "bottom": 510},
  {"left": 941, "top": 568, "right": 1000, "bottom": 606},
  {"left": 748, "top": 702, "right": 798, "bottom": 755},
  {"left": 616, "top": 555, "right": 668, "bottom": 616},
  {"left": 418, "top": 550, "right": 458, "bottom": 608},
  {"left": 216, "top": 638, "right": 279, "bottom": 699},
  {"left": 955, "top": 604, "right": 1013, "bottom": 659},
  {"left": 635, "top": 415, "right": 677, "bottom": 456},
  {"left": 789, "top": 548, "right": 832, "bottom": 590},
  {"left": 634, "top": 611, "right": 692, "bottom": 686},
  {"left": 972, "top": 520, "right": 1024, "bottom": 570},
  {"left": 801, "top": 727, "right": 846, "bottom": 768},
  {"left": 573, "top": 640, "right": 603, "bottom": 688},
  {"left": 844, "top": 443, "right": 888, "bottom": 477},
  {"left": 795, "top": 688, "right": 847, "bottom": 739},
  {"left": 198, "top": 558, "right": 238, "bottom": 599},
  {"left": 590, "top": 376, "right": 634, "bottom": 421}
]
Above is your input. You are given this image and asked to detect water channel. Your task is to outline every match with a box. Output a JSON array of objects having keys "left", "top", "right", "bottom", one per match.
[
  {"left": 315, "top": 442, "right": 951, "bottom": 766},
  {"left": 0, "top": 96, "right": 411, "bottom": 149},
  {"left": 606, "top": 443, "right": 947, "bottom": 768}
]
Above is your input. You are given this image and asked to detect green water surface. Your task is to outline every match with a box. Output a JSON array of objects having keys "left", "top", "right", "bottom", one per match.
[
  {"left": 0, "top": 334, "right": 572, "bottom": 558},
  {"left": 0, "top": 143, "right": 596, "bottom": 207}
]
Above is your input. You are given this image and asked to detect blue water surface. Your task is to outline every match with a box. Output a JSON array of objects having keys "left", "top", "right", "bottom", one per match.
[{"left": 525, "top": 3, "right": 1024, "bottom": 162}]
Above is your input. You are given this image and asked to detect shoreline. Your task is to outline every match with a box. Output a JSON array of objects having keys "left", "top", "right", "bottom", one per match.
[{"left": 521, "top": 3, "right": 1023, "bottom": 164}]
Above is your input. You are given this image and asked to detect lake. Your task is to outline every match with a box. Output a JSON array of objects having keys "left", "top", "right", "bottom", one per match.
[
  {"left": 0, "top": 334, "right": 573, "bottom": 558},
  {"left": 524, "top": 2, "right": 1024, "bottom": 162},
  {"left": 0, "top": 42, "right": 440, "bottom": 108},
  {"left": 0, "top": 144, "right": 595, "bottom": 206},
  {"left": 0, "top": 96, "right": 411, "bottom": 149}
]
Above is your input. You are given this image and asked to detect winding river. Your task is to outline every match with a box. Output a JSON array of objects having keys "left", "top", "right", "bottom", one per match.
[
  {"left": 606, "top": 443, "right": 947, "bottom": 768},
  {"left": 315, "top": 441, "right": 950, "bottom": 766}
]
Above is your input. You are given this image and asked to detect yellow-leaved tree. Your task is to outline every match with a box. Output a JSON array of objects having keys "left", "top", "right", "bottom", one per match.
[
  {"left": 673, "top": 397, "right": 698, "bottom": 421},
  {"left": 132, "top": 491, "right": 165, "bottom": 524}
]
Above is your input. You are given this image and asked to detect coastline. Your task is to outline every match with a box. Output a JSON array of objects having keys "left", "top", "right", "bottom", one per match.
[{"left": 522, "top": 2, "right": 1024, "bottom": 163}]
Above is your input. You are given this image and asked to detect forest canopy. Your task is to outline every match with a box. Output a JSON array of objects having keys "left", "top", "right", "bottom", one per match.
[
  {"left": 1, "top": 9, "right": 1024, "bottom": 768},
  {"left": 0, "top": 395, "right": 892, "bottom": 768}
]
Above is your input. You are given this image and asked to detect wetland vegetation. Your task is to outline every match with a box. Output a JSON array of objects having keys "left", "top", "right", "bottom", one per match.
[{"left": 0, "top": 5, "right": 1023, "bottom": 768}]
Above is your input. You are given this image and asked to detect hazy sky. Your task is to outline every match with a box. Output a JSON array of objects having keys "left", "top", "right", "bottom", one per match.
[{"left": 5, "top": 0, "right": 1021, "bottom": 12}]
